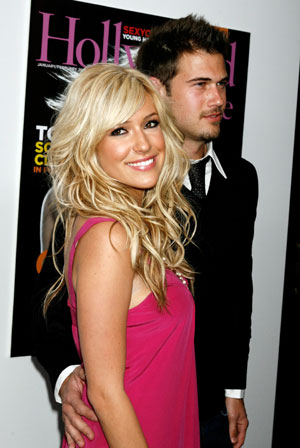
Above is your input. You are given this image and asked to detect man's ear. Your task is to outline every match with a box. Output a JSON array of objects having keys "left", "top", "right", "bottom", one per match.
[{"left": 150, "top": 76, "right": 167, "bottom": 98}]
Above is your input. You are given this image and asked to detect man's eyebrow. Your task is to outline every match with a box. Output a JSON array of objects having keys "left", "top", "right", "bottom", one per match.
[{"left": 186, "top": 76, "right": 229, "bottom": 84}]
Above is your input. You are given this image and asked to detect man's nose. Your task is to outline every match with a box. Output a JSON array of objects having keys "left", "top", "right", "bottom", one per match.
[{"left": 207, "top": 85, "right": 225, "bottom": 108}]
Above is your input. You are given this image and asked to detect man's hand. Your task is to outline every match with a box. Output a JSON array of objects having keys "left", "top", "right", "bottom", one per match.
[
  {"left": 60, "top": 366, "right": 98, "bottom": 448},
  {"left": 225, "top": 397, "right": 249, "bottom": 448}
]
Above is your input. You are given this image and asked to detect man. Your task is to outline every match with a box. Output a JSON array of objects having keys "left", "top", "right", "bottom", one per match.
[{"left": 33, "top": 14, "right": 258, "bottom": 448}]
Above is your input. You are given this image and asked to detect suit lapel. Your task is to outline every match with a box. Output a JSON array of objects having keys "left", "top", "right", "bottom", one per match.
[{"left": 206, "top": 161, "right": 228, "bottom": 200}]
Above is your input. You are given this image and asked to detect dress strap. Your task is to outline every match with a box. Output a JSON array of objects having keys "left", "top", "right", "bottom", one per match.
[{"left": 68, "top": 217, "right": 116, "bottom": 307}]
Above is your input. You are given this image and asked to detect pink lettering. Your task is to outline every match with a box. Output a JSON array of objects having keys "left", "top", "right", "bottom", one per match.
[
  {"left": 113, "top": 22, "right": 122, "bottom": 64},
  {"left": 76, "top": 39, "right": 101, "bottom": 67},
  {"left": 223, "top": 101, "right": 233, "bottom": 120},
  {"left": 36, "top": 12, "right": 79, "bottom": 66},
  {"left": 226, "top": 42, "right": 236, "bottom": 87},
  {"left": 121, "top": 45, "right": 139, "bottom": 68}
]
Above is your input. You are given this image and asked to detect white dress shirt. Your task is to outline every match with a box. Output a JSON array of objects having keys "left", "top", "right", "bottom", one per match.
[{"left": 184, "top": 141, "right": 227, "bottom": 193}]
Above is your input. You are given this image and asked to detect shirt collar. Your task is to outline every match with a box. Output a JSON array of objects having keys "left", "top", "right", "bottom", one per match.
[{"left": 190, "top": 141, "right": 227, "bottom": 179}]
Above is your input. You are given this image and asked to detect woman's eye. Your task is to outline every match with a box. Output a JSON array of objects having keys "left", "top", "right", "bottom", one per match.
[
  {"left": 111, "top": 127, "right": 126, "bottom": 136},
  {"left": 145, "top": 120, "right": 160, "bottom": 129}
]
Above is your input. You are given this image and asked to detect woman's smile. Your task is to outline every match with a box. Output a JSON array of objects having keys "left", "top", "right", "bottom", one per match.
[{"left": 96, "top": 94, "right": 165, "bottom": 200}]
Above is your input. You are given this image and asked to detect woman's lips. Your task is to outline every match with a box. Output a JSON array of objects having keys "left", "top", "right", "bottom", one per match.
[{"left": 127, "top": 156, "right": 156, "bottom": 171}]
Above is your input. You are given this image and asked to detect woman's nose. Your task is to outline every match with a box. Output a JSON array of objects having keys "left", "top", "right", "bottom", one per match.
[{"left": 132, "top": 130, "right": 151, "bottom": 152}]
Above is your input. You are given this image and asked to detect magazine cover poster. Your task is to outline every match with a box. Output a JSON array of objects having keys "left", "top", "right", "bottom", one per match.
[{"left": 11, "top": 0, "right": 250, "bottom": 356}]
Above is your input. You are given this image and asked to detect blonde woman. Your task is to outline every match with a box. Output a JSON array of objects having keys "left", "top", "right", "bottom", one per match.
[{"left": 45, "top": 64, "right": 200, "bottom": 447}]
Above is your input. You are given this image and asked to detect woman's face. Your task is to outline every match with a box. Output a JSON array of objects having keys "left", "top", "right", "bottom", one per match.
[{"left": 96, "top": 94, "right": 165, "bottom": 202}]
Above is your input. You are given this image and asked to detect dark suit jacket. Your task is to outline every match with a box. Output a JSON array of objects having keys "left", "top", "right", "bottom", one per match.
[
  {"left": 32, "top": 152, "right": 258, "bottom": 421},
  {"left": 183, "top": 153, "right": 258, "bottom": 419}
]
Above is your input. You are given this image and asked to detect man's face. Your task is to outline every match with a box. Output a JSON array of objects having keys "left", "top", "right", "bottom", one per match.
[{"left": 167, "top": 51, "right": 228, "bottom": 146}]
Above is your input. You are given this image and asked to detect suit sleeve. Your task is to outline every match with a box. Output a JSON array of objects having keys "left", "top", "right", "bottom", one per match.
[
  {"left": 31, "top": 222, "right": 81, "bottom": 391},
  {"left": 223, "top": 160, "right": 259, "bottom": 389}
]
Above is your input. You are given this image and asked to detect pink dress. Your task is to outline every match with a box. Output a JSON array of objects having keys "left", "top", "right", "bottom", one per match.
[{"left": 62, "top": 217, "right": 200, "bottom": 447}]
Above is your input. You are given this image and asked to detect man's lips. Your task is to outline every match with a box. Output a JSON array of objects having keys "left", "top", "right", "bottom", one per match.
[
  {"left": 126, "top": 156, "right": 157, "bottom": 170},
  {"left": 202, "top": 112, "right": 223, "bottom": 122}
]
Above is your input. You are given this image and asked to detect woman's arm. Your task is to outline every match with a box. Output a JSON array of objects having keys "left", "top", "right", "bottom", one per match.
[{"left": 72, "top": 221, "right": 148, "bottom": 448}]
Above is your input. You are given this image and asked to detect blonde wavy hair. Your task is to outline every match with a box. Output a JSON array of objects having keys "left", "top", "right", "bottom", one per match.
[{"left": 44, "top": 63, "right": 195, "bottom": 314}]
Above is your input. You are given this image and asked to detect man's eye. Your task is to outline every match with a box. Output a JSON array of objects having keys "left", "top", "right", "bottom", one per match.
[
  {"left": 218, "top": 81, "right": 228, "bottom": 88},
  {"left": 111, "top": 127, "right": 126, "bottom": 136},
  {"left": 145, "top": 120, "right": 160, "bottom": 129}
]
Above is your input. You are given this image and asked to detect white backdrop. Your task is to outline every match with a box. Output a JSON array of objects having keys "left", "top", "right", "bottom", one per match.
[{"left": 1, "top": 0, "right": 299, "bottom": 446}]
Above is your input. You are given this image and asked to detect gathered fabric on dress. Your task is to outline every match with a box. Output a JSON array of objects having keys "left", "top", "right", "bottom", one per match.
[{"left": 62, "top": 217, "right": 200, "bottom": 447}]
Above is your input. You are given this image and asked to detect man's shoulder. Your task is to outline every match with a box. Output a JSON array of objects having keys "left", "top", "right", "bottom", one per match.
[
  {"left": 232, "top": 156, "right": 257, "bottom": 181},
  {"left": 238, "top": 155, "right": 256, "bottom": 171},
  {"left": 215, "top": 150, "right": 257, "bottom": 180},
  {"left": 212, "top": 151, "right": 259, "bottom": 206}
]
